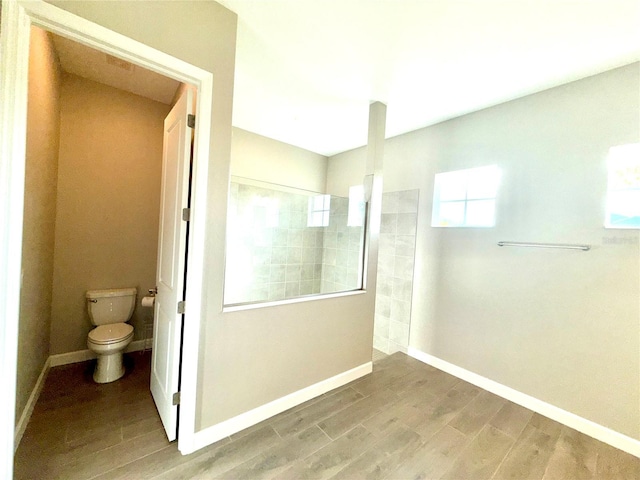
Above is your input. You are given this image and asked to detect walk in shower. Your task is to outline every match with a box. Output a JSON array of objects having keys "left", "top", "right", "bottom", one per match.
[{"left": 224, "top": 177, "right": 366, "bottom": 306}]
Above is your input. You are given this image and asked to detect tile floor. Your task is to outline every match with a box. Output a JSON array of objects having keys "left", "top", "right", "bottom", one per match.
[{"left": 14, "top": 351, "right": 640, "bottom": 479}]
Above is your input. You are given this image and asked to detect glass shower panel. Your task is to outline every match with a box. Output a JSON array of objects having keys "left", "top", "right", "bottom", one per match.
[{"left": 224, "top": 178, "right": 366, "bottom": 306}]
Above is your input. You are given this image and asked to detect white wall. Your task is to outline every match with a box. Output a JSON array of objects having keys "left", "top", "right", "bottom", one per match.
[
  {"left": 231, "top": 127, "right": 328, "bottom": 193},
  {"left": 330, "top": 63, "right": 640, "bottom": 440}
]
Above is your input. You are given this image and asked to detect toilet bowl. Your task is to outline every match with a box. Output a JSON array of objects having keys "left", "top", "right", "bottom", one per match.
[
  {"left": 86, "top": 288, "right": 136, "bottom": 383},
  {"left": 87, "top": 323, "right": 134, "bottom": 383}
]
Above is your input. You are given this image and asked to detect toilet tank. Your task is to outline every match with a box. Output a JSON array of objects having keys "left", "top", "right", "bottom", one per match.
[{"left": 86, "top": 288, "right": 137, "bottom": 326}]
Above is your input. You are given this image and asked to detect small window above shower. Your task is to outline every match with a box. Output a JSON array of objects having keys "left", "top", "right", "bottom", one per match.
[{"left": 307, "top": 194, "right": 331, "bottom": 227}]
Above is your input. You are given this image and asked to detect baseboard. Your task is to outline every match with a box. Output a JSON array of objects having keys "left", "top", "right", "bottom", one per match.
[
  {"left": 14, "top": 357, "right": 50, "bottom": 451},
  {"left": 49, "top": 339, "right": 151, "bottom": 367},
  {"left": 408, "top": 347, "right": 640, "bottom": 459},
  {"left": 188, "top": 361, "right": 373, "bottom": 454}
]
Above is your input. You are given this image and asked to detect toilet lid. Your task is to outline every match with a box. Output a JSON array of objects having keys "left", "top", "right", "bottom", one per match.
[{"left": 88, "top": 323, "right": 134, "bottom": 344}]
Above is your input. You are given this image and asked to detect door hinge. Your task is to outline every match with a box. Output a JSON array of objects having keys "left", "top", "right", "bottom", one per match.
[
  {"left": 177, "top": 301, "right": 186, "bottom": 314},
  {"left": 187, "top": 114, "right": 195, "bottom": 128},
  {"left": 182, "top": 207, "right": 191, "bottom": 221},
  {"left": 172, "top": 391, "right": 181, "bottom": 405}
]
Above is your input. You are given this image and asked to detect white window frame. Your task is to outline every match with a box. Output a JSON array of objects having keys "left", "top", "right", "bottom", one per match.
[
  {"left": 604, "top": 143, "right": 640, "bottom": 229},
  {"left": 307, "top": 194, "right": 331, "bottom": 227},
  {"left": 431, "top": 165, "right": 500, "bottom": 228}
]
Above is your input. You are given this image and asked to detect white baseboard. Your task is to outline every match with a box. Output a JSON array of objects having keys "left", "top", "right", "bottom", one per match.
[
  {"left": 49, "top": 339, "right": 151, "bottom": 367},
  {"left": 408, "top": 347, "right": 640, "bottom": 459},
  {"left": 189, "top": 361, "right": 373, "bottom": 454},
  {"left": 14, "top": 357, "right": 50, "bottom": 451}
]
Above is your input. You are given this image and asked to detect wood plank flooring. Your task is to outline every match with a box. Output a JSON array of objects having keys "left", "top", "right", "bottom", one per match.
[{"left": 14, "top": 351, "right": 640, "bottom": 479}]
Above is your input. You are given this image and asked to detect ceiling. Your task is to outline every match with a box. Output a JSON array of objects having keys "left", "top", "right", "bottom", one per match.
[
  {"left": 218, "top": 0, "right": 640, "bottom": 156},
  {"left": 51, "top": 33, "right": 181, "bottom": 105},
  {"left": 49, "top": 1, "right": 640, "bottom": 157}
]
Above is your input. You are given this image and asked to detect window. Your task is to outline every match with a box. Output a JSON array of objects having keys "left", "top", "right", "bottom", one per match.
[
  {"left": 605, "top": 143, "right": 640, "bottom": 229},
  {"left": 431, "top": 165, "right": 500, "bottom": 227},
  {"left": 307, "top": 194, "right": 330, "bottom": 227},
  {"left": 347, "top": 185, "right": 365, "bottom": 227}
]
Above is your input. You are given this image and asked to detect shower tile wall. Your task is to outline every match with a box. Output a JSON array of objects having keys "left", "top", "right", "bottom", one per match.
[
  {"left": 226, "top": 182, "right": 324, "bottom": 304},
  {"left": 321, "top": 197, "right": 364, "bottom": 293},
  {"left": 374, "top": 189, "right": 419, "bottom": 354}
]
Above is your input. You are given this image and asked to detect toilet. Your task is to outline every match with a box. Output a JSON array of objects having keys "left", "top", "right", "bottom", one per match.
[{"left": 86, "top": 287, "right": 136, "bottom": 383}]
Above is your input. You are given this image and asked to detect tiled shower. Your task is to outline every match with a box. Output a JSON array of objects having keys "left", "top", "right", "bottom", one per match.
[
  {"left": 320, "top": 196, "right": 364, "bottom": 293},
  {"left": 225, "top": 181, "right": 419, "bottom": 355},
  {"left": 374, "top": 189, "right": 419, "bottom": 354},
  {"left": 224, "top": 181, "right": 364, "bottom": 305}
]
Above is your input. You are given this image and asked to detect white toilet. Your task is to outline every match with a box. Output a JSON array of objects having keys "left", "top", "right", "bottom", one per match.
[{"left": 86, "top": 287, "right": 136, "bottom": 383}]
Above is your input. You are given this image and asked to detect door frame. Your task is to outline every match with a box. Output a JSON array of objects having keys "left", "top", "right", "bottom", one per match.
[{"left": 0, "top": 0, "right": 212, "bottom": 472}]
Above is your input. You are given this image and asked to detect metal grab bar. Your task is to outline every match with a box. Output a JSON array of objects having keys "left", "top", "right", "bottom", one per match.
[{"left": 497, "top": 241, "right": 591, "bottom": 251}]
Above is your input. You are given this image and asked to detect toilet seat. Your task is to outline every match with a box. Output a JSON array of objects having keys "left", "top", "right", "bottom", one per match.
[{"left": 88, "top": 323, "right": 134, "bottom": 345}]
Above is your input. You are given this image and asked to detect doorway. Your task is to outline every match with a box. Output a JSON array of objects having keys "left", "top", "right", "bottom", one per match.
[
  {"left": 23, "top": 24, "right": 194, "bottom": 443},
  {"left": 0, "top": 2, "right": 214, "bottom": 475}
]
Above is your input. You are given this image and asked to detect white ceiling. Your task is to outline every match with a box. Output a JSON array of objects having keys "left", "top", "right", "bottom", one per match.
[
  {"left": 51, "top": 33, "right": 181, "bottom": 105},
  {"left": 219, "top": 0, "right": 640, "bottom": 156}
]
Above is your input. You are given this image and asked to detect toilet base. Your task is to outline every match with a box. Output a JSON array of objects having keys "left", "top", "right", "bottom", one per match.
[{"left": 93, "top": 352, "right": 125, "bottom": 383}]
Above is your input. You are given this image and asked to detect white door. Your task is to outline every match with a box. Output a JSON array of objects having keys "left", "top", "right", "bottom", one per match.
[{"left": 151, "top": 90, "right": 194, "bottom": 441}]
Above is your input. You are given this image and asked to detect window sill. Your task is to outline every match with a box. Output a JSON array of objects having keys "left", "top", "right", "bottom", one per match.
[{"left": 222, "top": 289, "right": 366, "bottom": 313}]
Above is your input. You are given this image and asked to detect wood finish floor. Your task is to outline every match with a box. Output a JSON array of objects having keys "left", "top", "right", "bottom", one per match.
[{"left": 15, "top": 351, "right": 640, "bottom": 479}]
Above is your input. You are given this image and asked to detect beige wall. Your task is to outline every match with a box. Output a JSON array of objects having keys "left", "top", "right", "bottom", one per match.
[
  {"left": 326, "top": 147, "right": 366, "bottom": 197},
  {"left": 329, "top": 63, "right": 640, "bottom": 440},
  {"left": 16, "top": 27, "right": 61, "bottom": 424},
  {"left": 50, "top": 73, "right": 169, "bottom": 354},
  {"left": 231, "top": 127, "right": 328, "bottom": 192}
]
